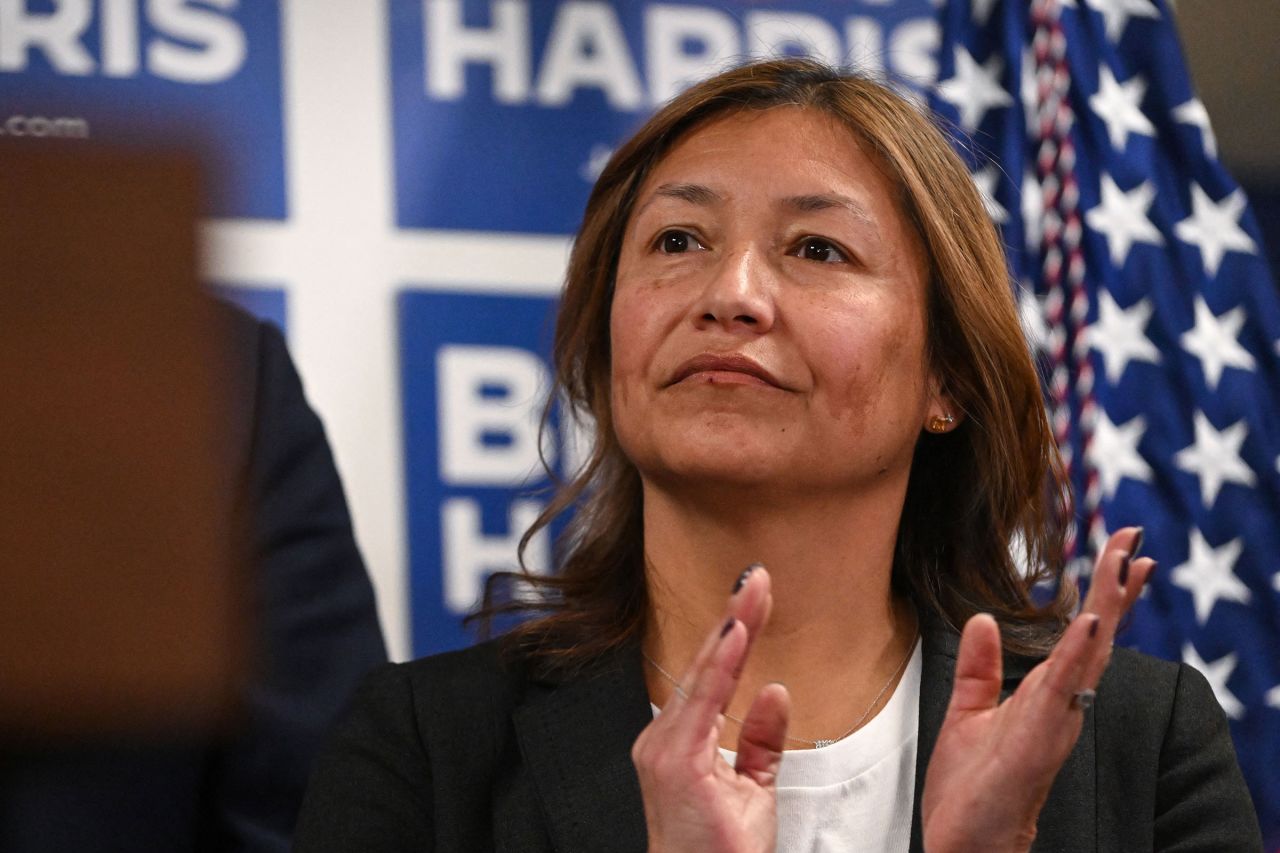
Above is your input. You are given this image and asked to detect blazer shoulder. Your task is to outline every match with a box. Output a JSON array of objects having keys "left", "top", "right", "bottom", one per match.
[
  {"left": 398, "top": 637, "right": 524, "bottom": 687},
  {"left": 1098, "top": 646, "right": 1182, "bottom": 716},
  {"left": 1102, "top": 645, "right": 1181, "bottom": 689},
  {"left": 1094, "top": 646, "right": 1183, "bottom": 751},
  {"left": 393, "top": 639, "right": 532, "bottom": 747},
  {"left": 1093, "top": 647, "right": 1262, "bottom": 850}
]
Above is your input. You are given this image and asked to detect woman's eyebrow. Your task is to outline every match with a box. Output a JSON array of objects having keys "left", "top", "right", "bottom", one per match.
[
  {"left": 632, "top": 182, "right": 722, "bottom": 222},
  {"left": 653, "top": 182, "right": 721, "bottom": 206},
  {"left": 782, "top": 193, "right": 875, "bottom": 225}
]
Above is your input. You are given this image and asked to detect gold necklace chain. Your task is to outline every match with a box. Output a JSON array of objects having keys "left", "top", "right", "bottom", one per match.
[{"left": 643, "top": 632, "right": 919, "bottom": 749}]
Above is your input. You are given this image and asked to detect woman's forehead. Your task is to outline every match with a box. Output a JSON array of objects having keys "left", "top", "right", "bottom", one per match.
[{"left": 634, "top": 107, "right": 899, "bottom": 211}]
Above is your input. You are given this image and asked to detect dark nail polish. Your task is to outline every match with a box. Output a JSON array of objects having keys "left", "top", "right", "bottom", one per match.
[
  {"left": 1131, "top": 527, "right": 1145, "bottom": 559},
  {"left": 1118, "top": 554, "right": 1131, "bottom": 587},
  {"left": 1088, "top": 615, "right": 1100, "bottom": 638},
  {"left": 720, "top": 617, "right": 735, "bottom": 638},
  {"left": 733, "top": 563, "right": 761, "bottom": 594}
]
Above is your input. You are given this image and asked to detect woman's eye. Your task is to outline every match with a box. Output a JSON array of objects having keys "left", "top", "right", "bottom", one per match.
[
  {"left": 793, "top": 237, "right": 848, "bottom": 264},
  {"left": 656, "top": 230, "right": 703, "bottom": 254}
]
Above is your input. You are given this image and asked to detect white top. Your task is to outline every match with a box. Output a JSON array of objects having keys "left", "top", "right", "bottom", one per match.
[{"left": 652, "top": 642, "right": 922, "bottom": 853}]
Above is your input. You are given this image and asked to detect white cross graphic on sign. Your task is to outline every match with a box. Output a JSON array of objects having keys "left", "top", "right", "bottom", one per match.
[{"left": 203, "top": 0, "right": 571, "bottom": 659}]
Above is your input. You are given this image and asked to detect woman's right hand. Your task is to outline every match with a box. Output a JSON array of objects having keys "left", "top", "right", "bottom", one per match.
[{"left": 631, "top": 566, "right": 790, "bottom": 853}]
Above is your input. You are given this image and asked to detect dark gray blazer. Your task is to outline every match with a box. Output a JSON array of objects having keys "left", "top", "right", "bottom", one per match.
[
  {"left": 0, "top": 303, "right": 387, "bottom": 853},
  {"left": 295, "top": 621, "right": 1262, "bottom": 852}
]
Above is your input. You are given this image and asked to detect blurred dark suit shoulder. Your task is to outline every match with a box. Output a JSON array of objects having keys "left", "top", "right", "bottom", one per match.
[{"left": 0, "top": 300, "right": 387, "bottom": 853}]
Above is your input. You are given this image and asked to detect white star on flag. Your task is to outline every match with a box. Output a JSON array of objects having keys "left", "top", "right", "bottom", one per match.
[
  {"left": 1085, "top": 174, "right": 1163, "bottom": 265},
  {"left": 1084, "top": 0, "right": 1161, "bottom": 42},
  {"left": 1182, "top": 644, "right": 1246, "bottom": 719},
  {"left": 1018, "top": 286, "right": 1050, "bottom": 355},
  {"left": 936, "top": 47, "right": 1013, "bottom": 132},
  {"left": 1089, "top": 290, "right": 1161, "bottom": 383},
  {"left": 1174, "top": 412, "right": 1256, "bottom": 507},
  {"left": 1088, "top": 410, "right": 1152, "bottom": 498},
  {"left": 1180, "top": 297, "right": 1257, "bottom": 390},
  {"left": 1088, "top": 65, "right": 1156, "bottom": 150},
  {"left": 1022, "top": 169, "right": 1044, "bottom": 254},
  {"left": 1171, "top": 530, "right": 1250, "bottom": 625},
  {"left": 1020, "top": 49, "right": 1038, "bottom": 135},
  {"left": 971, "top": 0, "right": 1000, "bottom": 25},
  {"left": 933, "top": 0, "right": 1280, "bottom": 831},
  {"left": 1173, "top": 185, "right": 1258, "bottom": 277},
  {"left": 1173, "top": 97, "right": 1218, "bottom": 158},
  {"left": 971, "top": 164, "right": 1009, "bottom": 223}
]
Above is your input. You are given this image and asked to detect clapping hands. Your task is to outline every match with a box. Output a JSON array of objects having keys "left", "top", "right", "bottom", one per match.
[
  {"left": 630, "top": 527, "right": 1153, "bottom": 853},
  {"left": 631, "top": 567, "right": 787, "bottom": 853},
  {"left": 921, "top": 527, "right": 1153, "bottom": 852}
]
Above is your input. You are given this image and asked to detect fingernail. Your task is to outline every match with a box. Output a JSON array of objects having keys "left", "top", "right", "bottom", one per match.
[
  {"left": 720, "top": 617, "right": 736, "bottom": 638},
  {"left": 1131, "top": 527, "right": 1145, "bottom": 559},
  {"left": 1145, "top": 560, "right": 1158, "bottom": 584},
  {"left": 733, "top": 563, "right": 762, "bottom": 594},
  {"left": 1088, "top": 615, "right": 1100, "bottom": 638},
  {"left": 1118, "top": 554, "right": 1131, "bottom": 587}
]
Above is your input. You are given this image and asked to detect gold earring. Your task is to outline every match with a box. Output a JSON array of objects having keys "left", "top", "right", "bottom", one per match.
[{"left": 928, "top": 413, "right": 955, "bottom": 433}]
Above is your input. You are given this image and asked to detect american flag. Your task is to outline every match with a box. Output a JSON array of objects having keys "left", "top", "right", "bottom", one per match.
[{"left": 929, "top": 0, "right": 1280, "bottom": 843}]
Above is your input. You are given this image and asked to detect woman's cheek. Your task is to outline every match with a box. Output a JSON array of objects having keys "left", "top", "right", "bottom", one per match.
[{"left": 609, "top": 291, "right": 658, "bottom": 417}]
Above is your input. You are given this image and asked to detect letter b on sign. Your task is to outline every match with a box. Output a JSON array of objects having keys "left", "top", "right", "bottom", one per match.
[{"left": 437, "top": 344, "right": 553, "bottom": 486}]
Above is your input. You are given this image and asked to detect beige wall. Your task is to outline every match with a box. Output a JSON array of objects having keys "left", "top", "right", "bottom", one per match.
[{"left": 1178, "top": 1, "right": 1280, "bottom": 183}]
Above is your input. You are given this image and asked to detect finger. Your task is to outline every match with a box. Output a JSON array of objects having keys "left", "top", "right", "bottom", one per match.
[
  {"left": 668, "top": 618, "right": 750, "bottom": 754},
  {"left": 662, "top": 610, "right": 735, "bottom": 715},
  {"left": 671, "top": 567, "right": 777, "bottom": 750},
  {"left": 1079, "top": 556, "right": 1156, "bottom": 686},
  {"left": 728, "top": 564, "right": 770, "bottom": 635},
  {"left": 734, "top": 682, "right": 790, "bottom": 787},
  {"left": 1035, "top": 610, "right": 1101, "bottom": 713},
  {"left": 727, "top": 566, "right": 772, "bottom": 678},
  {"left": 946, "top": 613, "right": 1003, "bottom": 715},
  {"left": 1079, "top": 527, "right": 1141, "bottom": 625},
  {"left": 1071, "top": 527, "right": 1147, "bottom": 690},
  {"left": 650, "top": 565, "right": 772, "bottom": 754},
  {"left": 1120, "top": 556, "right": 1156, "bottom": 608},
  {"left": 664, "top": 563, "right": 770, "bottom": 710},
  {"left": 998, "top": 612, "right": 1098, "bottom": 781}
]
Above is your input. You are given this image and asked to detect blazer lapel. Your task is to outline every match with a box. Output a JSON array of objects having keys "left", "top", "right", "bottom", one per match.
[
  {"left": 910, "top": 622, "right": 960, "bottom": 853},
  {"left": 907, "top": 621, "right": 1097, "bottom": 852},
  {"left": 514, "top": 644, "right": 652, "bottom": 853}
]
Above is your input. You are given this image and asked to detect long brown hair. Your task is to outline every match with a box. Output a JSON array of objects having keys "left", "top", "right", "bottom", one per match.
[{"left": 474, "top": 58, "right": 1073, "bottom": 673}]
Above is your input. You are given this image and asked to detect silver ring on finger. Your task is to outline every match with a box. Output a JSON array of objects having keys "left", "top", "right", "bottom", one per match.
[{"left": 1071, "top": 688, "right": 1096, "bottom": 711}]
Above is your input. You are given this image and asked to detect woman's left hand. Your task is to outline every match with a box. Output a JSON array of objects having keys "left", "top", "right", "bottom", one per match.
[{"left": 921, "top": 527, "right": 1154, "bottom": 853}]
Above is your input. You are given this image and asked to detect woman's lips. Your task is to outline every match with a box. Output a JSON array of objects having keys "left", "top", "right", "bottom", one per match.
[{"left": 667, "top": 354, "right": 785, "bottom": 389}]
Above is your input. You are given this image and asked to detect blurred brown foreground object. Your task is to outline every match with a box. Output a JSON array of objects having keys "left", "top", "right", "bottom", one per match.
[{"left": 0, "top": 141, "right": 244, "bottom": 737}]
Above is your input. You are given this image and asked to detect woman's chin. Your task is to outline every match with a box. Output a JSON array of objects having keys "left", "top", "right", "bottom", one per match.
[{"left": 638, "top": 438, "right": 804, "bottom": 491}]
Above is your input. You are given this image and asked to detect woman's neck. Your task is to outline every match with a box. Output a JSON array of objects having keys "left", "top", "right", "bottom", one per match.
[{"left": 640, "top": 481, "right": 920, "bottom": 749}]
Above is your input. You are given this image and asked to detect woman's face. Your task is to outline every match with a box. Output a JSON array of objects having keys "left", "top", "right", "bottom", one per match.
[{"left": 609, "top": 106, "right": 946, "bottom": 497}]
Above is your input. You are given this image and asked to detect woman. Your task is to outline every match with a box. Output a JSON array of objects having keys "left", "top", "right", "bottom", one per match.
[{"left": 295, "top": 59, "right": 1260, "bottom": 851}]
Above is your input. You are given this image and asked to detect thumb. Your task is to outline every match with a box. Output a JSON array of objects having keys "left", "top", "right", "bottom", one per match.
[
  {"left": 734, "top": 682, "right": 790, "bottom": 787},
  {"left": 947, "top": 613, "right": 1003, "bottom": 715}
]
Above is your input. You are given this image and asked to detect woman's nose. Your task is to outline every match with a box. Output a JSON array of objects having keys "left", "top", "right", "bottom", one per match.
[{"left": 692, "top": 248, "right": 776, "bottom": 334}]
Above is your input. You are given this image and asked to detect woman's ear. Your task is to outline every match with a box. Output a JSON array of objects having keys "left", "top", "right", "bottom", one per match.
[{"left": 923, "top": 378, "right": 963, "bottom": 434}]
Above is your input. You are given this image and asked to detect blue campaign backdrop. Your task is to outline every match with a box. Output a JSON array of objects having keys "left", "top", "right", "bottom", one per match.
[
  {"left": 398, "top": 289, "right": 568, "bottom": 655},
  {"left": 215, "top": 285, "right": 288, "bottom": 332},
  {"left": 6, "top": 1, "right": 1276, "bottom": 835},
  {"left": 389, "top": 0, "right": 937, "bottom": 234},
  {"left": 0, "top": 0, "right": 286, "bottom": 219}
]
